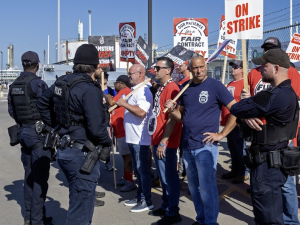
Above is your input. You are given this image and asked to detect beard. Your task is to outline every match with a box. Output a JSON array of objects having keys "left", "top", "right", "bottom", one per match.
[{"left": 261, "top": 73, "right": 273, "bottom": 83}]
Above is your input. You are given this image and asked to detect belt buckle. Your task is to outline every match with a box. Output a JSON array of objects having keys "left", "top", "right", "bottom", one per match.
[{"left": 69, "top": 140, "right": 75, "bottom": 148}]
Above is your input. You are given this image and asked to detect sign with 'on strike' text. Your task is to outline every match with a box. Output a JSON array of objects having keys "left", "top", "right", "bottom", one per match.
[{"left": 225, "top": 0, "right": 263, "bottom": 39}]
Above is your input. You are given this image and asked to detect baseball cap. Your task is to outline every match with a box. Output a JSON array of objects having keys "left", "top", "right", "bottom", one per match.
[
  {"left": 73, "top": 44, "right": 99, "bottom": 65},
  {"left": 252, "top": 48, "right": 290, "bottom": 69},
  {"left": 116, "top": 75, "right": 131, "bottom": 87},
  {"left": 104, "top": 72, "right": 109, "bottom": 79},
  {"left": 229, "top": 60, "right": 243, "bottom": 68},
  {"left": 261, "top": 37, "right": 281, "bottom": 48},
  {"left": 21, "top": 51, "right": 40, "bottom": 66}
]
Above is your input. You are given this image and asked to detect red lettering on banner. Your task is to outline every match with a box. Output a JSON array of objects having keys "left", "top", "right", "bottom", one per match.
[
  {"left": 100, "top": 63, "right": 113, "bottom": 68},
  {"left": 249, "top": 16, "right": 255, "bottom": 29},
  {"left": 292, "top": 46, "right": 300, "bottom": 53},
  {"left": 287, "top": 53, "right": 300, "bottom": 60},
  {"left": 227, "top": 22, "right": 233, "bottom": 34},
  {"left": 291, "top": 35, "right": 300, "bottom": 45},
  {"left": 98, "top": 51, "right": 112, "bottom": 58},
  {"left": 239, "top": 19, "right": 245, "bottom": 31},
  {"left": 227, "top": 15, "right": 261, "bottom": 34},
  {"left": 235, "top": 3, "right": 248, "bottom": 18},
  {"left": 200, "top": 51, "right": 206, "bottom": 56},
  {"left": 136, "top": 51, "right": 147, "bottom": 63},
  {"left": 121, "top": 50, "right": 135, "bottom": 56},
  {"left": 256, "top": 15, "right": 261, "bottom": 28}
]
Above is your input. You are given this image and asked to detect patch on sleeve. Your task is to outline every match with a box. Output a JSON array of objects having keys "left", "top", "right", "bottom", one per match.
[{"left": 253, "top": 91, "right": 272, "bottom": 108}]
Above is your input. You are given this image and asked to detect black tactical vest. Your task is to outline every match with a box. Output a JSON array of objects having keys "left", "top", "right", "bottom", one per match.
[
  {"left": 251, "top": 86, "right": 299, "bottom": 145},
  {"left": 53, "top": 74, "right": 92, "bottom": 129},
  {"left": 10, "top": 74, "right": 41, "bottom": 124}
]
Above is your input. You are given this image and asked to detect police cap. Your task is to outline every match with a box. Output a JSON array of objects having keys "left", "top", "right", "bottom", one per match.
[
  {"left": 21, "top": 51, "right": 40, "bottom": 66},
  {"left": 252, "top": 48, "right": 290, "bottom": 69}
]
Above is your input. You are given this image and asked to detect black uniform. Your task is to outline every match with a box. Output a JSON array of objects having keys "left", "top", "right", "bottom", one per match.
[
  {"left": 8, "top": 72, "right": 50, "bottom": 225},
  {"left": 230, "top": 79, "right": 298, "bottom": 225},
  {"left": 37, "top": 73, "right": 111, "bottom": 225}
]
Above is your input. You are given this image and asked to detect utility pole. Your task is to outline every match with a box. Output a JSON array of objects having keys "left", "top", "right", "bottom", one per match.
[
  {"left": 66, "top": 40, "right": 69, "bottom": 65},
  {"left": 57, "top": 0, "right": 60, "bottom": 62},
  {"left": 148, "top": 0, "right": 152, "bottom": 65},
  {"left": 43, "top": 50, "right": 46, "bottom": 64},
  {"left": 88, "top": 10, "right": 92, "bottom": 36},
  {"left": 290, "top": 0, "right": 293, "bottom": 40}
]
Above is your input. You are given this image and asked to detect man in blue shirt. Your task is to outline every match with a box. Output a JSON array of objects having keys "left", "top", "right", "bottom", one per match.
[{"left": 165, "top": 53, "right": 236, "bottom": 225}]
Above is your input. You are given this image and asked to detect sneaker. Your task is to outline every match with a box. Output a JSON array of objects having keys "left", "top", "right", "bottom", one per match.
[
  {"left": 130, "top": 199, "right": 154, "bottom": 213},
  {"left": 95, "top": 199, "right": 105, "bottom": 207},
  {"left": 95, "top": 191, "right": 105, "bottom": 198},
  {"left": 232, "top": 175, "right": 249, "bottom": 184},
  {"left": 221, "top": 171, "right": 238, "bottom": 179},
  {"left": 117, "top": 177, "right": 126, "bottom": 186},
  {"left": 150, "top": 207, "right": 166, "bottom": 216},
  {"left": 120, "top": 180, "right": 137, "bottom": 192},
  {"left": 124, "top": 198, "right": 138, "bottom": 206},
  {"left": 156, "top": 214, "right": 182, "bottom": 225}
]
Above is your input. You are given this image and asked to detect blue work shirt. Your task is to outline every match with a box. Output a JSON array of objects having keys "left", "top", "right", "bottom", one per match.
[
  {"left": 8, "top": 72, "right": 48, "bottom": 119},
  {"left": 178, "top": 77, "right": 234, "bottom": 150},
  {"left": 37, "top": 73, "right": 111, "bottom": 146},
  {"left": 230, "top": 79, "right": 297, "bottom": 152},
  {"left": 104, "top": 86, "right": 117, "bottom": 96}
]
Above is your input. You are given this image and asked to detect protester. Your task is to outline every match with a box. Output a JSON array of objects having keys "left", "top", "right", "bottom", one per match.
[
  {"left": 221, "top": 60, "right": 249, "bottom": 183},
  {"left": 8, "top": 51, "right": 53, "bottom": 225},
  {"left": 177, "top": 62, "right": 190, "bottom": 87},
  {"left": 241, "top": 37, "right": 300, "bottom": 225},
  {"left": 116, "top": 64, "right": 154, "bottom": 212},
  {"left": 37, "top": 44, "right": 112, "bottom": 225},
  {"left": 231, "top": 48, "right": 299, "bottom": 225},
  {"left": 165, "top": 52, "right": 237, "bottom": 225},
  {"left": 150, "top": 57, "right": 182, "bottom": 225},
  {"left": 106, "top": 75, "right": 137, "bottom": 192}
]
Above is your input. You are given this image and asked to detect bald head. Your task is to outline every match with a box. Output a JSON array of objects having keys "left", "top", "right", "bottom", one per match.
[{"left": 128, "top": 64, "right": 146, "bottom": 86}]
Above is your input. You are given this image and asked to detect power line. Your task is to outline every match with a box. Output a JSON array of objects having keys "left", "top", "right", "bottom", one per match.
[
  {"left": 264, "top": 6, "right": 300, "bottom": 23},
  {"left": 265, "top": 3, "right": 300, "bottom": 16}
]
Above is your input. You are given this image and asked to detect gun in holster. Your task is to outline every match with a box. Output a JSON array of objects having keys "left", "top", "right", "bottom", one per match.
[
  {"left": 243, "top": 146, "right": 266, "bottom": 168},
  {"left": 8, "top": 124, "right": 20, "bottom": 146},
  {"left": 44, "top": 125, "right": 60, "bottom": 150},
  {"left": 80, "top": 140, "right": 111, "bottom": 174}
]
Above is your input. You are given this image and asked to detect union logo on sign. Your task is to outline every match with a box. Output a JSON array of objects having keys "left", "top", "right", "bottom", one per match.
[
  {"left": 179, "top": 49, "right": 187, "bottom": 56},
  {"left": 99, "top": 36, "right": 104, "bottom": 44}
]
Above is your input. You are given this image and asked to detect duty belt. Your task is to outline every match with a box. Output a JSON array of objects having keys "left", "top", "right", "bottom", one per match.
[{"left": 59, "top": 134, "right": 85, "bottom": 150}]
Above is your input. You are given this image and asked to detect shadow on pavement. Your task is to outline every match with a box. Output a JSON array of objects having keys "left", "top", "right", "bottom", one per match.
[{"left": 4, "top": 179, "right": 68, "bottom": 225}]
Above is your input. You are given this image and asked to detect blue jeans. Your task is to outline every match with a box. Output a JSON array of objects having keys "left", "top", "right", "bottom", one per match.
[
  {"left": 183, "top": 144, "right": 219, "bottom": 225},
  {"left": 18, "top": 127, "right": 51, "bottom": 225},
  {"left": 227, "top": 126, "right": 248, "bottom": 176},
  {"left": 57, "top": 147, "right": 100, "bottom": 225},
  {"left": 153, "top": 145, "right": 180, "bottom": 216},
  {"left": 128, "top": 144, "right": 152, "bottom": 204}
]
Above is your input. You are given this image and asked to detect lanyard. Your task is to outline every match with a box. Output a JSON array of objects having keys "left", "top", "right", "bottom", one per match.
[{"left": 152, "top": 78, "right": 173, "bottom": 117}]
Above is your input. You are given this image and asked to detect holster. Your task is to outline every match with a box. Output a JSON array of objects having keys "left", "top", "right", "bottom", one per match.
[
  {"left": 243, "top": 146, "right": 266, "bottom": 168},
  {"left": 8, "top": 124, "right": 20, "bottom": 146},
  {"left": 44, "top": 130, "right": 59, "bottom": 150},
  {"left": 280, "top": 147, "right": 300, "bottom": 176}
]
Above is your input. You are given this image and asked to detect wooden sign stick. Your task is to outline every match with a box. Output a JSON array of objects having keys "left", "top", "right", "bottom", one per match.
[
  {"left": 242, "top": 39, "right": 248, "bottom": 91},
  {"left": 163, "top": 79, "right": 193, "bottom": 114},
  {"left": 101, "top": 71, "right": 105, "bottom": 91},
  {"left": 108, "top": 78, "right": 151, "bottom": 113},
  {"left": 221, "top": 55, "right": 228, "bottom": 85}
]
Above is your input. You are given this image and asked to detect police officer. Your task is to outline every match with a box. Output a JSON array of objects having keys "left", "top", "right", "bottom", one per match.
[
  {"left": 230, "top": 49, "right": 298, "bottom": 225},
  {"left": 8, "top": 51, "right": 53, "bottom": 225},
  {"left": 37, "top": 44, "right": 111, "bottom": 225}
]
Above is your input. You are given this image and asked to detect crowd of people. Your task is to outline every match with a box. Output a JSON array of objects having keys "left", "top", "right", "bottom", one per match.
[{"left": 7, "top": 37, "right": 300, "bottom": 225}]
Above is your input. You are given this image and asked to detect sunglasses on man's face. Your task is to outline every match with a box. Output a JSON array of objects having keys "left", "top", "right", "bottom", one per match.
[
  {"left": 263, "top": 46, "right": 279, "bottom": 52},
  {"left": 153, "top": 66, "right": 169, "bottom": 72},
  {"left": 232, "top": 65, "right": 241, "bottom": 69}
]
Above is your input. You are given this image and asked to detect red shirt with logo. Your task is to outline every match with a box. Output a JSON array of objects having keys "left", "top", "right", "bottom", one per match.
[
  {"left": 110, "top": 87, "right": 131, "bottom": 138},
  {"left": 248, "top": 66, "right": 300, "bottom": 145},
  {"left": 220, "top": 78, "right": 244, "bottom": 126},
  {"left": 151, "top": 82, "right": 182, "bottom": 148}
]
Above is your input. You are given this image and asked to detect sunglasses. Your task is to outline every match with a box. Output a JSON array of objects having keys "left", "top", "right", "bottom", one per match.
[
  {"left": 232, "top": 65, "right": 241, "bottom": 69},
  {"left": 153, "top": 66, "right": 169, "bottom": 72}
]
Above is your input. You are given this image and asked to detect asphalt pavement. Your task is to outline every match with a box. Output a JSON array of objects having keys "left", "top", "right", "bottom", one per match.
[{"left": 0, "top": 89, "right": 298, "bottom": 225}]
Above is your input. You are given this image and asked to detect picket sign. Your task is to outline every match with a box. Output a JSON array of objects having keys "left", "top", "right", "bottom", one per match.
[
  {"left": 108, "top": 78, "right": 151, "bottom": 113},
  {"left": 286, "top": 33, "right": 300, "bottom": 63},
  {"left": 221, "top": 55, "right": 228, "bottom": 85}
]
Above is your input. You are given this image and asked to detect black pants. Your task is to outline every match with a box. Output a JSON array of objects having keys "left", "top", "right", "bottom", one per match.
[
  {"left": 18, "top": 127, "right": 51, "bottom": 225},
  {"left": 250, "top": 162, "right": 287, "bottom": 225}
]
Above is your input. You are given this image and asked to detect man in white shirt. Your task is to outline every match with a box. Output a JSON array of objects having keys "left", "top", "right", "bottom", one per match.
[{"left": 116, "top": 64, "right": 154, "bottom": 213}]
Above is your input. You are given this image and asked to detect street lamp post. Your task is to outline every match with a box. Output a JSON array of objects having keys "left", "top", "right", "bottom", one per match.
[{"left": 0, "top": 51, "right": 3, "bottom": 85}]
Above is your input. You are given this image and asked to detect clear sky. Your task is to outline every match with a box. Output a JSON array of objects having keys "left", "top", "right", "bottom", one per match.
[{"left": 0, "top": 0, "right": 298, "bottom": 69}]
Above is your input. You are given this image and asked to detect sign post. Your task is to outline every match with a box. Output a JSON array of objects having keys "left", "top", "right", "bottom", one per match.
[
  {"left": 119, "top": 22, "right": 136, "bottom": 63},
  {"left": 225, "top": 0, "right": 263, "bottom": 91}
]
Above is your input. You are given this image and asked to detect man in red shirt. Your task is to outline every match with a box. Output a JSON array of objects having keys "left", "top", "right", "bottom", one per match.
[
  {"left": 177, "top": 62, "right": 190, "bottom": 87},
  {"left": 221, "top": 60, "right": 248, "bottom": 183},
  {"left": 242, "top": 37, "right": 300, "bottom": 225},
  {"left": 106, "top": 75, "right": 136, "bottom": 192},
  {"left": 149, "top": 57, "right": 182, "bottom": 225}
]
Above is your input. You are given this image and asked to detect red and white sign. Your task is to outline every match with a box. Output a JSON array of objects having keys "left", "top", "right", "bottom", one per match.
[
  {"left": 173, "top": 18, "right": 208, "bottom": 58},
  {"left": 225, "top": 0, "right": 263, "bottom": 40},
  {"left": 286, "top": 33, "right": 300, "bottom": 63},
  {"left": 217, "top": 15, "right": 237, "bottom": 59},
  {"left": 119, "top": 22, "right": 136, "bottom": 62}
]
